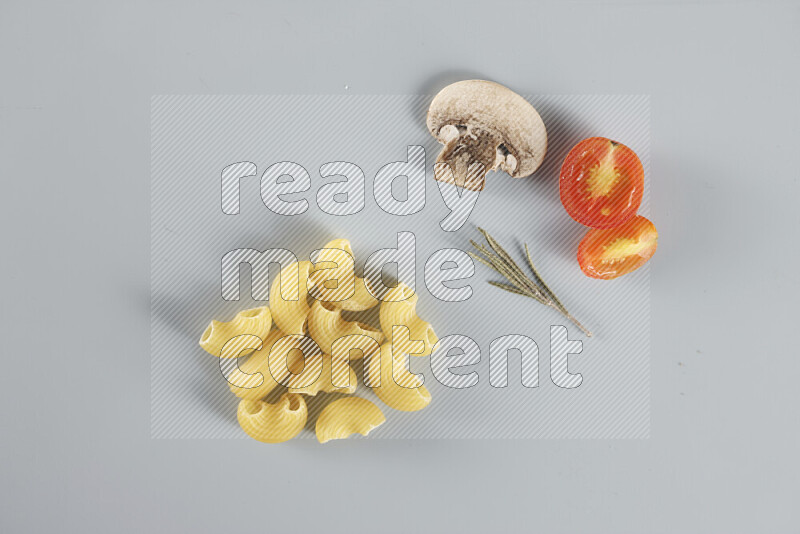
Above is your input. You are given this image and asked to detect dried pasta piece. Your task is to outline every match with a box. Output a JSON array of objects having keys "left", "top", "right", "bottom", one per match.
[
  {"left": 331, "top": 333, "right": 382, "bottom": 362},
  {"left": 266, "top": 333, "right": 323, "bottom": 388},
  {"left": 199, "top": 307, "right": 272, "bottom": 358},
  {"left": 341, "top": 276, "right": 381, "bottom": 312},
  {"left": 269, "top": 261, "right": 314, "bottom": 335},
  {"left": 379, "top": 283, "right": 438, "bottom": 357},
  {"left": 309, "top": 240, "right": 355, "bottom": 303},
  {"left": 365, "top": 342, "right": 432, "bottom": 412},
  {"left": 227, "top": 329, "right": 293, "bottom": 400},
  {"left": 316, "top": 397, "right": 385, "bottom": 443},
  {"left": 309, "top": 239, "right": 379, "bottom": 311},
  {"left": 307, "top": 300, "right": 384, "bottom": 355},
  {"left": 287, "top": 354, "right": 357, "bottom": 396},
  {"left": 237, "top": 393, "right": 307, "bottom": 444}
]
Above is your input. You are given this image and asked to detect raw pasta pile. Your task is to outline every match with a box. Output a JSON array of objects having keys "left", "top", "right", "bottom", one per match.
[{"left": 198, "top": 239, "right": 437, "bottom": 443}]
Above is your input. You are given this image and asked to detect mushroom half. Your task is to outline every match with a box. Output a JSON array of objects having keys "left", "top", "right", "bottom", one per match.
[{"left": 427, "top": 80, "right": 547, "bottom": 191}]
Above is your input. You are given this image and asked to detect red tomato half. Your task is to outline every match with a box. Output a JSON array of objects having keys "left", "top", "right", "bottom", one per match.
[
  {"left": 560, "top": 137, "right": 644, "bottom": 228},
  {"left": 577, "top": 216, "right": 658, "bottom": 280}
]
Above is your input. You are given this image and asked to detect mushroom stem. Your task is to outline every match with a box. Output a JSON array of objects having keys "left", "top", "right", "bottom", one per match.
[{"left": 433, "top": 131, "right": 500, "bottom": 191}]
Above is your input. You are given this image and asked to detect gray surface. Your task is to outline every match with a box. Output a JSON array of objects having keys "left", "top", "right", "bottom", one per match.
[{"left": 1, "top": 0, "right": 798, "bottom": 532}]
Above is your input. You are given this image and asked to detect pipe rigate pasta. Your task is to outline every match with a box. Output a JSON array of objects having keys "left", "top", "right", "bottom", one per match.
[
  {"left": 287, "top": 354, "right": 357, "bottom": 395},
  {"left": 269, "top": 260, "right": 315, "bottom": 335},
  {"left": 309, "top": 240, "right": 355, "bottom": 303},
  {"left": 307, "top": 300, "right": 384, "bottom": 355},
  {"left": 201, "top": 239, "right": 444, "bottom": 443},
  {"left": 309, "top": 239, "right": 379, "bottom": 311},
  {"left": 266, "top": 333, "right": 323, "bottom": 388},
  {"left": 199, "top": 307, "right": 272, "bottom": 358},
  {"left": 227, "top": 329, "right": 292, "bottom": 400},
  {"left": 237, "top": 393, "right": 307, "bottom": 444},
  {"left": 379, "top": 283, "right": 438, "bottom": 357},
  {"left": 365, "top": 342, "right": 432, "bottom": 412},
  {"left": 340, "top": 276, "right": 380, "bottom": 312},
  {"left": 331, "top": 333, "right": 382, "bottom": 362},
  {"left": 315, "top": 397, "right": 385, "bottom": 443}
]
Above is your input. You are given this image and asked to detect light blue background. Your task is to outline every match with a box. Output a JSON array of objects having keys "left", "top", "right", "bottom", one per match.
[{"left": 1, "top": 1, "right": 798, "bottom": 532}]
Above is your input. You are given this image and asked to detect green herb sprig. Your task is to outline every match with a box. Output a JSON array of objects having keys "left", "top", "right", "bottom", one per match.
[{"left": 469, "top": 227, "right": 592, "bottom": 337}]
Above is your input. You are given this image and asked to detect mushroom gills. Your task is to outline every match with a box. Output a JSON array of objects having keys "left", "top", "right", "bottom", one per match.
[{"left": 433, "top": 128, "right": 509, "bottom": 191}]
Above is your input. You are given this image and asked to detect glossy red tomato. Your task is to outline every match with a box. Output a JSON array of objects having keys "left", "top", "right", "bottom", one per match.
[
  {"left": 577, "top": 215, "right": 658, "bottom": 280},
  {"left": 560, "top": 137, "right": 644, "bottom": 228}
]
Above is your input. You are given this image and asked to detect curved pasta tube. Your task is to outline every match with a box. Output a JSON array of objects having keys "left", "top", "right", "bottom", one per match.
[
  {"left": 331, "top": 333, "right": 382, "bottom": 362},
  {"left": 227, "top": 329, "right": 289, "bottom": 400},
  {"left": 269, "top": 261, "right": 314, "bottom": 335},
  {"left": 309, "top": 240, "right": 355, "bottom": 303},
  {"left": 199, "top": 307, "right": 272, "bottom": 358},
  {"left": 287, "top": 354, "right": 357, "bottom": 396},
  {"left": 307, "top": 300, "right": 384, "bottom": 355},
  {"left": 237, "top": 393, "right": 307, "bottom": 444},
  {"left": 267, "top": 334, "right": 323, "bottom": 388},
  {"left": 379, "top": 284, "right": 438, "bottom": 357},
  {"left": 310, "top": 239, "right": 379, "bottom": 311},
  {"left": 339, "top": 276, "right": 379, "bottom": 312},
  {"left": 316, "top": 397, "right": 385, "bottom": 443},
  {"left": 365, "top": 343, "right": 432, "bottom": 412}
]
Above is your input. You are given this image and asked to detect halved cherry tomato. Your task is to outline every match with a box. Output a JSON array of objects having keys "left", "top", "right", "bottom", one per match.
[
  {"left": 577, "top": 215, "right": 658, "bottom": 280},
  {"left": 560, "top": 137, "right": 644, "bottom": 228}
]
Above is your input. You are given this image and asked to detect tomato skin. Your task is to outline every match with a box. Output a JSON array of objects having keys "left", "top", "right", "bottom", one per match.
[
  {"left": 560, "top": 137, "right": 644, "bottom": 229},
  {"left": 577, "top": 216, "right": 658, "bottom": 280}
]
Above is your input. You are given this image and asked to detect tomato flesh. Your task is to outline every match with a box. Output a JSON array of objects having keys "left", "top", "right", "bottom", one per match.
[
  {"left": 560, "top": 137, "right": 644, "bottom": 228},
  {"left": 577, "top": 216, "right": 658, "bottom": 280}
]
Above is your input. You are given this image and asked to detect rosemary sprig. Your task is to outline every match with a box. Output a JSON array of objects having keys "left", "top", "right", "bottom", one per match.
[{"left": 470, "top": 227, "right": 592, "bottom": 337}]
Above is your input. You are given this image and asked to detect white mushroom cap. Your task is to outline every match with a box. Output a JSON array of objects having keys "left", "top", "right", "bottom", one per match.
[{"left": 427, "top": 80, "right": 547, "bottom": 190}]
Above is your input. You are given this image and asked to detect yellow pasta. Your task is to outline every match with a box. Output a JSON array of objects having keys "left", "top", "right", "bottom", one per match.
[
  {"left": 309, "top": 240, "right": 355, "bottom": 302},
  {"left": 202, "top": 240, "right": 445, "bottom": 444},
  {"left": 266, "top": 333, "right": 323, "bottom": 388},
  {"left": 331, "top": 333, "right": 382, "bottom": 362},
  {"left": 379, "top": 283, "right": 438, "bottom": 357},
  {"left": 315, "top": 397, "right": 385, "bottom": 443},
  {"left": 307, "top": 300, "right": 384, "bottom": 355},
  {"left": 309, "top": 239, "right": 379, "bottom": 311},
  {"left": 237, "top": 393, "right": 307, "bottom": 444},
  {"left": 341, "top": 276, "right": 381, "bottom": 312},
  {"left": 365, "top": 342, "right": 432, "bottom": 412},
  {"left": 227, "top": 329, "right": 294, "bottom": 400},
  {"left": 199, "top": 307, "right": 272, "bottom": 358},
  {"left": 287, "top": 354, "right": 357, "bottom": 395},
  {"left": 269, "top": 261, "right": 314, "bottom": 335}
]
